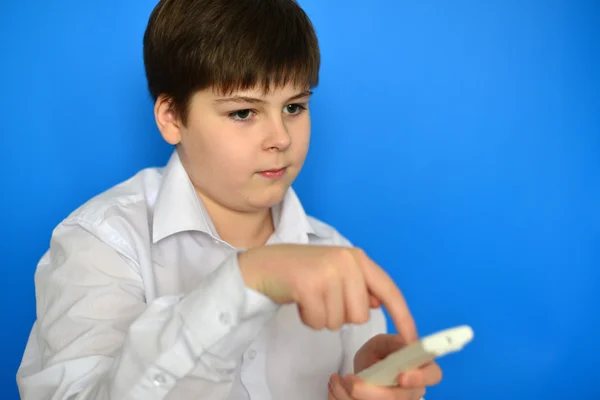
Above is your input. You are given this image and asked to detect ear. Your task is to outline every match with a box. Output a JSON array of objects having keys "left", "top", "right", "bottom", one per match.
[{"left": 154, "top": 95, "right": 182, "bottom": 145}]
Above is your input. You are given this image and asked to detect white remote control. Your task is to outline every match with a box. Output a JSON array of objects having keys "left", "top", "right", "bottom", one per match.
[{"left": 356, "top": 325, "right": 474, "bottom": 387}]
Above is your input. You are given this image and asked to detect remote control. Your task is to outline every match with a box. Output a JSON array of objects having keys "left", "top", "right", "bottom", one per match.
[{"left": 356, "top": 325, "right": 474, "bottom": 387}]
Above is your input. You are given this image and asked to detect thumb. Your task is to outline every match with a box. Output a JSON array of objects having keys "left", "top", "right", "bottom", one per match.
[{"left": 342, "top": 375, "right": 360, "bottom": 394}]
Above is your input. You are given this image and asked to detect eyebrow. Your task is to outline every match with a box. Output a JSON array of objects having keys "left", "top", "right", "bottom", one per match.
[{"left": 213, "top": 90, "right": 313, "bottom": 105}]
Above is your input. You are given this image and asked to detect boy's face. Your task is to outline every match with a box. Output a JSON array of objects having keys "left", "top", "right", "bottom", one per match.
[{"left": 156, "top": 83, "right": 312, "bottom": 213}]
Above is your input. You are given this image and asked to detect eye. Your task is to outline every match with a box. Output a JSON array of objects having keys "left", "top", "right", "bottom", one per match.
[
  {"left": 229, "top": 109, "right": 254, "bottom": 121},
  {"left": 284, "top": 103, "right": 306, "bottom": 115}
]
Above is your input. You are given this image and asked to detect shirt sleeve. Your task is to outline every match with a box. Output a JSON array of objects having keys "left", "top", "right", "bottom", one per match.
[{"left": 16, "top": 221, "right": 278, "bottom": 400}]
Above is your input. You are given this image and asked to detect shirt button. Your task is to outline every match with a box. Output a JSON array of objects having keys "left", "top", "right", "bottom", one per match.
[
  {"left": 152, "top": 374, "right": 167, "bottom": 387},
  {"left": 248, "top": 349, "right": 257, "bottom": 360},
  {"left": 216, "top": 367, "right": 235, "bottom": 376},
  {"left": 219, "top": 312, "right": 231, "bottom": 326}
]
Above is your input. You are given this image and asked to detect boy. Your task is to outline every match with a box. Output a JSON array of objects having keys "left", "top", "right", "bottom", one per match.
[{"left": 17, "top": 0, "right": 442, "bottom": 399}]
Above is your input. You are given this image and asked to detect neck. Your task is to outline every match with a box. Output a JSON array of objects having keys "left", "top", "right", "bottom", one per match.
[{"left": 196, "top": 192, "right": 275, "bottom": 249}]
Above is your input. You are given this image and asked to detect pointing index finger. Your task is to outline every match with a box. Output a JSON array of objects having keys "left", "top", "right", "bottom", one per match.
[{"left": 360, "top": 256, "right": 418, "bottom": 343}]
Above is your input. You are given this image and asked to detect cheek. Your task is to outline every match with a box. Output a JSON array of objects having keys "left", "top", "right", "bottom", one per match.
[
  {"left": 191, "top": 149, "right": 252, "bottom": 198},
  {"left": 204, "top": 146, "right": 252, "bottom": 180},
  {"left": 182, "top": 125, "right": 252, "bottom": 186}
]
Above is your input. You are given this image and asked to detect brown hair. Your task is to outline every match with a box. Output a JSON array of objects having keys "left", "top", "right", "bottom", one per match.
[{"left": 143, "top": 0, "right": 320, "bottom": 125}]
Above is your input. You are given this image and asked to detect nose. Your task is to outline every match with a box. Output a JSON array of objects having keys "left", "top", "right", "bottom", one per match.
[{"left": 262, "top": 115, "right": 292, "bottom": 151}]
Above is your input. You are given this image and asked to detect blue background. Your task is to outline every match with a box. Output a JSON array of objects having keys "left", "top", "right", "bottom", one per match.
[{"left": 1, "top": 0, "right": 598, "bottom": 399}]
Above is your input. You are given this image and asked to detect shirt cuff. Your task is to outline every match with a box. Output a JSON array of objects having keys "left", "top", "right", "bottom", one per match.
[
  {"left": 178, "top": 252, "right": 247, "bottom": 355},
  {"left": 242, "top": 287, "right": 278, "bottom": 320},
  {"left": 178, "top": 251, "right": 279, "bottom": 357}
]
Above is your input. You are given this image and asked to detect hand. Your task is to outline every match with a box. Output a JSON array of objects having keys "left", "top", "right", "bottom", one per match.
[
  {"left": 238, "top": 245, "right": 417, "bottom": 342},
  {"left": 328, "top": 334, "right": 442, "bottom": 400}
]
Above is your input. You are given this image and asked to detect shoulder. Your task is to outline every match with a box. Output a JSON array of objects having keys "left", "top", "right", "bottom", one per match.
[
  {"left": 51, "top": 166, "right": 164, "bottom": 260},
  {"left": 65, "top": 167, "right": 163, "bottom": 223}
]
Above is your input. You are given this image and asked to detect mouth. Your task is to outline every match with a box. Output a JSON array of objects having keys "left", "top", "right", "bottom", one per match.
[{"left": 258, "top": 167, "right": 288, "bottom": 179}]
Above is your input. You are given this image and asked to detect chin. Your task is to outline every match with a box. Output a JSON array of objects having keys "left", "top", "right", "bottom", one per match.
[{"left": 249, "top": 184, "right": 289, "bottom": 210}]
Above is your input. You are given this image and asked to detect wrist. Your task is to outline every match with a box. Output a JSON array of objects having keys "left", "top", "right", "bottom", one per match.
[{"left": 237, "top": 247, "right": 291, "bottom": 304}]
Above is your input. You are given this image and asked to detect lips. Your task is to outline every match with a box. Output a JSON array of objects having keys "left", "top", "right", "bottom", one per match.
[
  {"left": 258, "top": 167, "right": 288, "bottom": 179},
  {"left": 260, "top": 167, "right": 286, "bottom": 173}
]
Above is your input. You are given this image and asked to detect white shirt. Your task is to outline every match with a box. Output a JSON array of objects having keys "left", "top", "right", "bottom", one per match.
[{"left": 17, "top": 150, "right": 387, "bottom": 400}]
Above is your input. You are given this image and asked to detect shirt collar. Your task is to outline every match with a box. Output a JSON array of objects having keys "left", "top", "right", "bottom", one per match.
[{"left": 152, "top": 150, "right": 327, "bottom": 244}]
